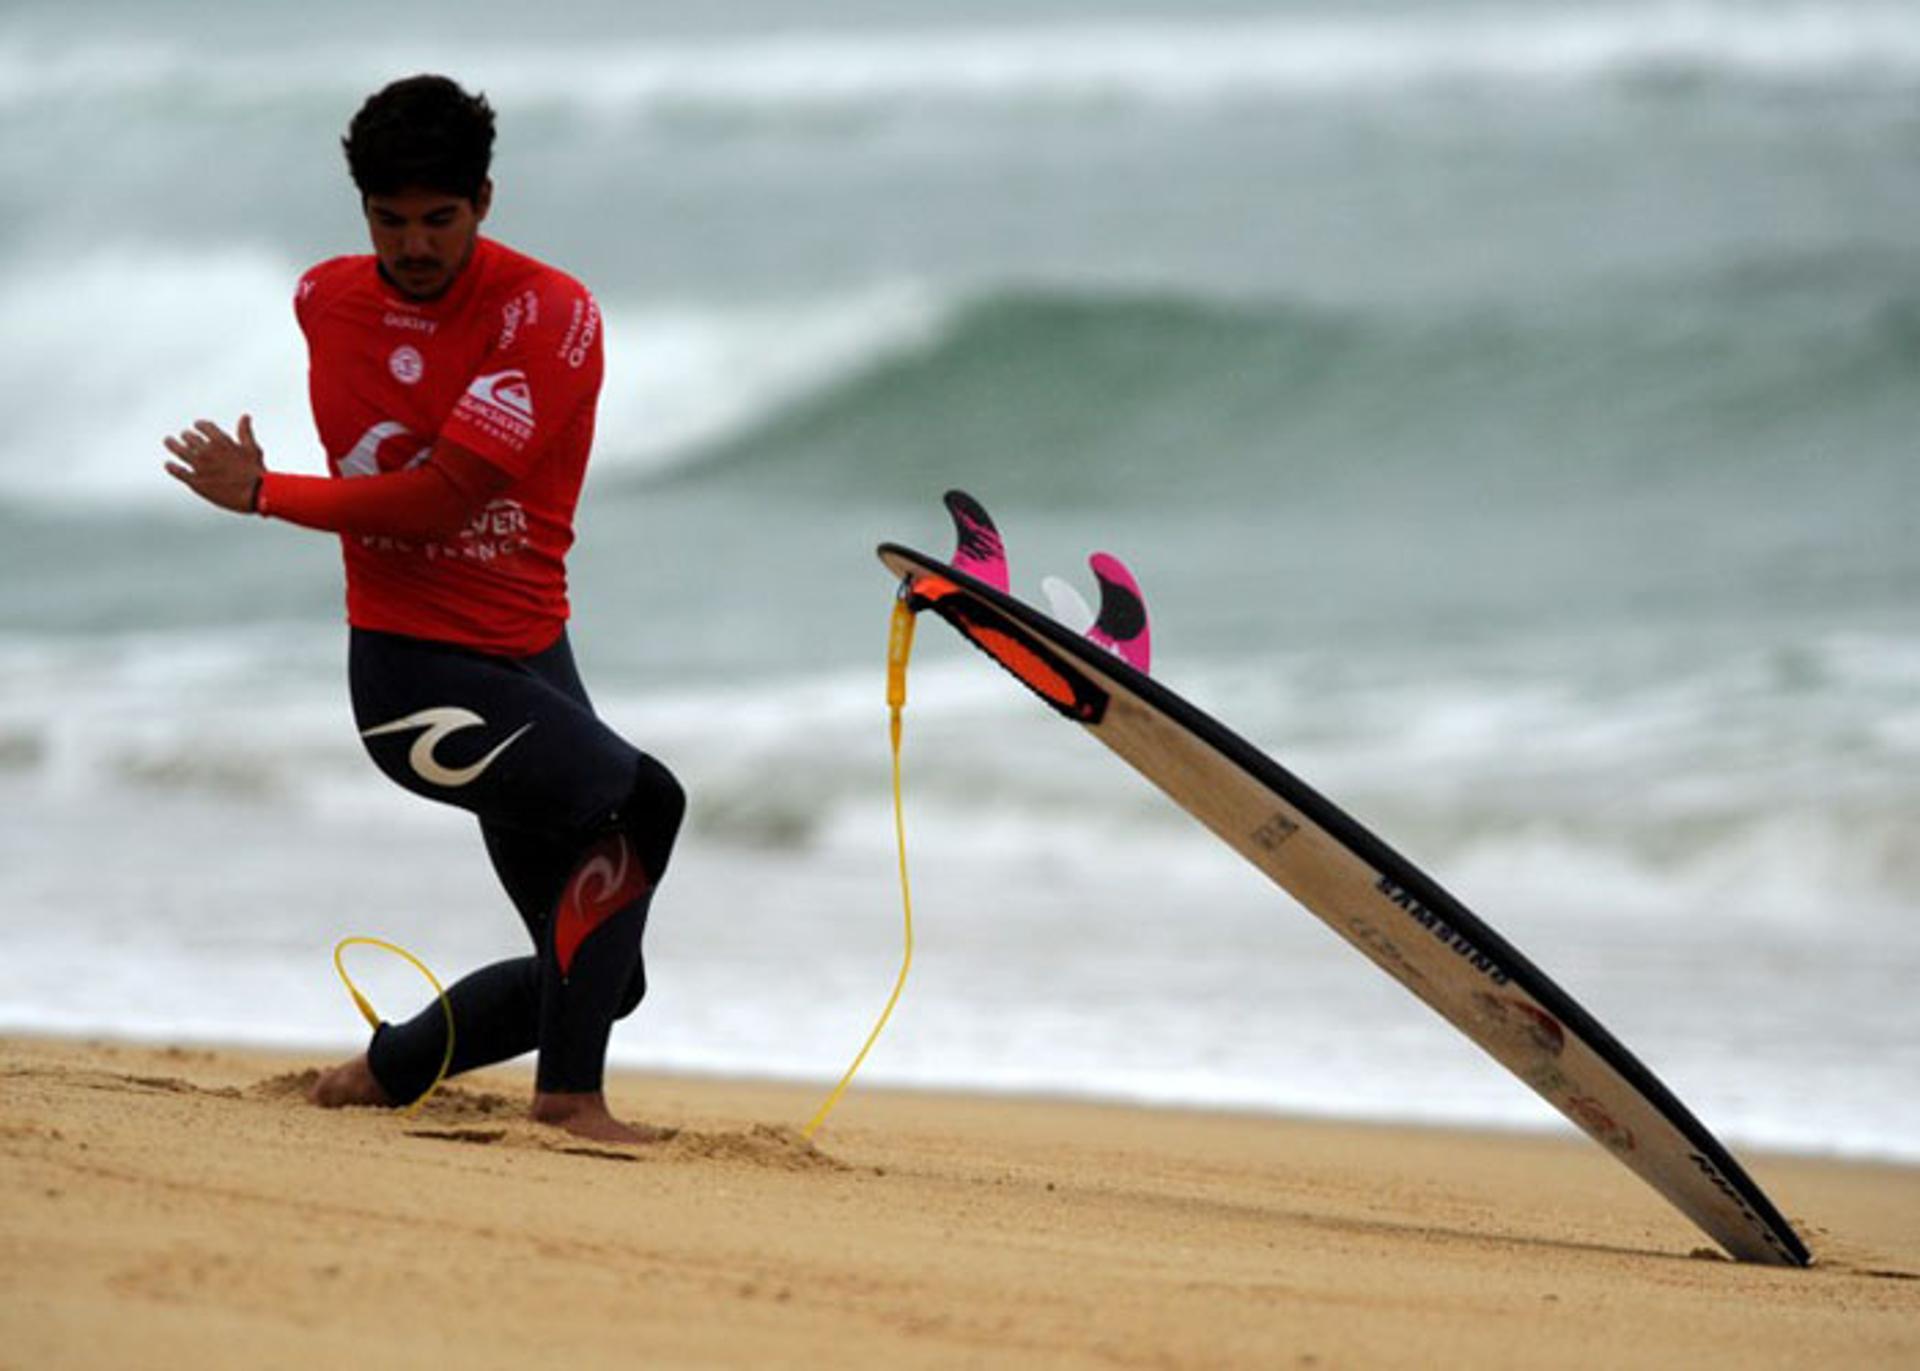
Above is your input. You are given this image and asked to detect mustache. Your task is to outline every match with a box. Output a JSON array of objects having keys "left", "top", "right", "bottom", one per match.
[{"left": 395, "top": 257, "right": 442, "bottom": 272}]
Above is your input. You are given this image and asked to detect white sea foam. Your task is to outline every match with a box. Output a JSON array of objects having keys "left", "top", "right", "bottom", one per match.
[
  {"left": 0, "top": 249, "right": 944, "bottom": 509},
  {"left": 5, "top": 788, "right": 1914, "bottom": 1162},
  {"left": 5, "top": 5, "right": 1920, "bottom": 120},
  {"left": 2, "top": 620, "right": 1913, "bottom": 937},
  {"left": 2, "top": 608, "right": 1916, "bottom": 1160},
  {"left": 0, "top": 247, "right": 314, "bottom": 507}
]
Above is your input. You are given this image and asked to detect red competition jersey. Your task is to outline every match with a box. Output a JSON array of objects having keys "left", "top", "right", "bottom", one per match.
[{"left": 295, "top": 237, "right": 605, "bottom": 655}]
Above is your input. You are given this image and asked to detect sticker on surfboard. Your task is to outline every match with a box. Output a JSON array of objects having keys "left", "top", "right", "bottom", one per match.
[{"left": 881, "top": 490, "right": 1809, "bottom": 1268}]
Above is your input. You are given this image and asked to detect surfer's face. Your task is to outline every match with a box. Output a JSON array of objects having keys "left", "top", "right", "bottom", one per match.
[{"left": 364, "top": 183, "right": 490, "bottom": 301}]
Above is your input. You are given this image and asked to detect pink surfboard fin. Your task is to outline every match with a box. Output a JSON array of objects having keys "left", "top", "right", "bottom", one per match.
[
  {"left": 942, "top": 489, "right": 1010, "bottom": 593},
  {"left": 1086, "top": 552, "right": 1151, "bottom": 674}
]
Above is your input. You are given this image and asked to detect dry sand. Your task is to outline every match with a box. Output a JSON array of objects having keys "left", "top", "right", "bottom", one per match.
[{"left": 2, "top": 1034, "right": 1916, "bottom": 1368}]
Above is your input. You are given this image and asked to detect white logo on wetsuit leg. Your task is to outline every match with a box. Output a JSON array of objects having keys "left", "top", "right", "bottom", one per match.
[{"left": 360, "top": 707, "right": 532, "bottom": 787}]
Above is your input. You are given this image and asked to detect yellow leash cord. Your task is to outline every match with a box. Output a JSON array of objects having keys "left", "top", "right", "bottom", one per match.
[
  {"left": 331, "top": 935, "right": 456, "bottom": 1118},
  {"left": 330, "top": 594, "right": 918, "bottom": 1137},
  {"left": 803, "top": 596, "right": 919, "bottom": 1139}
]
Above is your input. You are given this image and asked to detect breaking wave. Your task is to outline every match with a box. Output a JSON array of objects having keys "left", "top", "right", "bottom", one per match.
[
  {"left": 5, "top": 4, "right": 1920, "bottom": 123},
  {"left": 15, "top": 242, "right": 1917, "bottom": 513}
]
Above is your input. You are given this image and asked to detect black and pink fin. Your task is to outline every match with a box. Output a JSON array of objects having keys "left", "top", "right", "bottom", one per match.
[
  {"left": 1086, "top": 553, "right": 1151, "bottom": 674},
  {"left": 1042, "top": 555, "right": 1153, "bottom": 674},
  {"left": 942, "top": 489, "right": 1010, "bottom": 593}
]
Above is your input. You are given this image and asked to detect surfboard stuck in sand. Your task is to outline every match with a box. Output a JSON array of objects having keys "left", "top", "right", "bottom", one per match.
[{"left": 878, "top": 490, "right": 1809, "bottom": 1268}]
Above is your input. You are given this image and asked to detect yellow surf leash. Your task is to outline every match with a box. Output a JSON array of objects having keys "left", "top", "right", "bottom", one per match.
[
  {"left": 330, "top": 595, "right": 918, "bottom": 1137},
  {"left": 331, "top": 935, "right": 456, "bottom": 1118},
  {"left": 803, "top": 595, "right": 919, "bottom": 1139}
]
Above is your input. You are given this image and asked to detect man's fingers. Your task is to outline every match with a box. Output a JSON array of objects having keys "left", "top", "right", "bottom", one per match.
[{"left": 163, "top": 416, "right": 261, "bottom": 513}]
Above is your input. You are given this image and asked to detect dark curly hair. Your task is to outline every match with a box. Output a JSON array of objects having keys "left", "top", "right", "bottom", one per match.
[{"left": 342, "top": 74, "right": 495, "bottom": 202}]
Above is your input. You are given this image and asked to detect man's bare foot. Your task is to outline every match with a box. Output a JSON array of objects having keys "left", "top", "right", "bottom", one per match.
[
  {"left": 531, "top": 1090, "right": 677, "bottom": 1145},
  {"left": 308, "top": 1052, "right": 395, "bottom": 1109}
]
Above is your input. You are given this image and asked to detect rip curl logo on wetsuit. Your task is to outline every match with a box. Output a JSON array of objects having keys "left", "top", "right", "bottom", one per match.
[
  {"left": 337, "top": 421, "right": 431, "bottom": 478},
  {"left": 360, "top": 706, "right": 532, "bottom": 788},
  {"left": 553, "top": 832, "right": 651, "bottom": 977}
]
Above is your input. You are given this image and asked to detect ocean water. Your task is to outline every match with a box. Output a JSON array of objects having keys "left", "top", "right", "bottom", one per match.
[{"left": 2, "top": 0, "right": 1917, "bottom": 1163}]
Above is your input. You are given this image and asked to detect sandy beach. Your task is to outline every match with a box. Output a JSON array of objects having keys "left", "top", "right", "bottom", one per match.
[{"left": 2, "top": 1035, "right": 1916, "bottom": 1368}]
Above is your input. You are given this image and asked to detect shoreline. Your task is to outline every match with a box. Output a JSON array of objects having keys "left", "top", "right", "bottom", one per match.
[
  {"left": 5, "top": 1033, "right": 1917, "bottom": 1367},
  {"left": 12, "top": 1022, "right": 1913, "bottom": 1172}
]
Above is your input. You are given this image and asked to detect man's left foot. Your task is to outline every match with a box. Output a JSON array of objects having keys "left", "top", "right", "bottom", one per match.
[
  {"left": 308, "top": 1052, "right": 395, "bottom": 1109},
  {"left": 531, "top": 1090, "right": 676, "bottom": 1145}
]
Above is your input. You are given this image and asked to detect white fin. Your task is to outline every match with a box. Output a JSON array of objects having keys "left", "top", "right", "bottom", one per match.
[{"left": 1041, "top": 575, "right": 1096, "bottom": 634}]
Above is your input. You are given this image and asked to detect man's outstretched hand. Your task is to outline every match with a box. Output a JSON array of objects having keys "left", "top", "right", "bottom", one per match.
[{"left": 165, "top": 415, "right": 266, "bottom": 513}]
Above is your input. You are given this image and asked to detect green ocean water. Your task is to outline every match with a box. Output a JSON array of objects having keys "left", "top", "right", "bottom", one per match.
[{"left": 1, "top": 0, "right": 1916, "bottom": 1157}]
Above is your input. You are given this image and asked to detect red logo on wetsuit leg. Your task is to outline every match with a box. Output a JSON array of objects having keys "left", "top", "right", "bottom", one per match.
[{"left": 553, "top": 832, "right": 651, "bottom": 978}]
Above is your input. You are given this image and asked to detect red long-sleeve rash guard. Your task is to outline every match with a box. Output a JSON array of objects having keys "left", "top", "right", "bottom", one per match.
[
  {"left": 257, "top": 445, "right": 510, "bottom": 542},
  {"left": 287, "top": 238, "right": 606, "bottom": 656}
]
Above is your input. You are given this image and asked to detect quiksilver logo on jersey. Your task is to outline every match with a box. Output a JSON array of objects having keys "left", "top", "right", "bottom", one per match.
[
  {"left": 454, "top": 369, "right": 536, "bottom": 450},
  {"left": 361, "top": 706, "right": 532, "bottom": 787}
]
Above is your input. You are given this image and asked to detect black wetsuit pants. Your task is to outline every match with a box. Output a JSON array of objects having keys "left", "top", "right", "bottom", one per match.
[{"left": 348, "top": 627, "right": 685, "bottom": 1100}]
